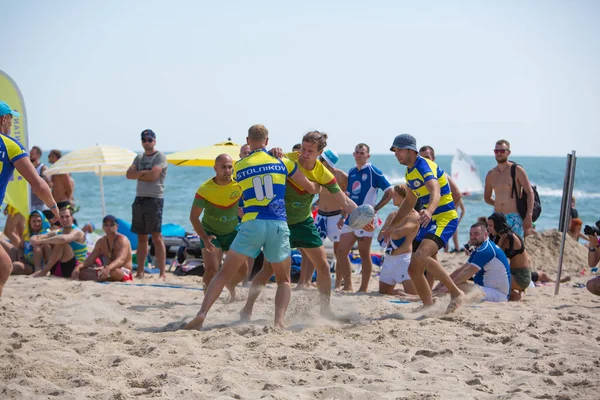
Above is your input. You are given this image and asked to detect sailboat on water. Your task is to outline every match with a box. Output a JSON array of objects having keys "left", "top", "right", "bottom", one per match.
[{"left": 451, "top": 149, "right": 484, "bottom": 199}]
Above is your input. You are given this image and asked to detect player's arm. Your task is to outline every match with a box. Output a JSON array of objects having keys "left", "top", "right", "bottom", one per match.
[
  {"left": 189, "top": 205, "right": 211, "bottom": 243},
  {"left": 391, "top": 213, "right": 420, "bottom": 238},
  {"left": 289, "top": 169, "right": 320, "bottom": 194},
  {"left": 374, "top": 187, "right": 393, "bottom": 213},
  {"left": 137, "top": 165, "right": 163, "bottom": 181},
  {"left": 424, "top": 179, "right": 441, "bottom": 215},
  {"left": 484, "top": 171, "right": 494, "bottom": 206},
  {"left": 13, "top": 158, "right": 58, "bottom": 215},
  {"left": 447, "top": 175, "right": 462, "bottom": 206}
]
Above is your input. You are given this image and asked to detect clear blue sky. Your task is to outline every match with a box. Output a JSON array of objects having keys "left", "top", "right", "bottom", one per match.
[{"left": 3, "top": 0, "right": 599, "bottom": 156}]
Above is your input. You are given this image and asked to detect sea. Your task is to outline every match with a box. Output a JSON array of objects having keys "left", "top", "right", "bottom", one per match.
[{"left": 4, "top": 153, "right": 599, "bottom": 249}]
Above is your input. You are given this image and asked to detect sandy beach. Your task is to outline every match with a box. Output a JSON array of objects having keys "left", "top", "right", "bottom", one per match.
[{"left": 1, "top": 230, "right": 599, "bottom": 399}]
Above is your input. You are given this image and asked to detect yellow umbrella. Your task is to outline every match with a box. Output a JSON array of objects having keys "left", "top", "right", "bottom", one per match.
[
  {"left": 45, "top": 144, "right": 137, "bottom": 216},
  {"left": 166, "top": 139, "right": 241, "bottom": 167}
]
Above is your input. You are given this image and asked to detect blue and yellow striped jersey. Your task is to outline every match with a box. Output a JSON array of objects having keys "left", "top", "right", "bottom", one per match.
[
  {"left": 405, "top": 155, "right": 456, "bottom": 216},
  {"left": 234, "top": 149, "right": 297, "bottom": 222},
  {"left": 0, "top": 134, "right": 28, "bottom": 204}
]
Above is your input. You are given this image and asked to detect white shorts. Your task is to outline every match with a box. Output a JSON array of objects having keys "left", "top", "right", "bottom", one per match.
[
  {"left": 477, "top": 285, "right": 508, "bottom": 302},
  {"left": 315, "top": 212, "right": 342, "bottom": 243},
  {"left": 379, "top": 252, "right": 412, "bottom": 286},
  {"left": 340, "top": 213, "right": 381, "bottom": 238}
]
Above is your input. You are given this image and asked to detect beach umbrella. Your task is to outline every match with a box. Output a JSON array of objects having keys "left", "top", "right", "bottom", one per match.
[
  {"left": 44, "top": 144, "right": 137, "bottom": 216},
  {"left": 166, "top": 138, "right": 241, "bottom": 167}
]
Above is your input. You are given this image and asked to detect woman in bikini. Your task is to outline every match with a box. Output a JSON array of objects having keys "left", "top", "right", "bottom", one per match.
[{"left": 487, "top": 212, "right": 531, "bottom": 301}]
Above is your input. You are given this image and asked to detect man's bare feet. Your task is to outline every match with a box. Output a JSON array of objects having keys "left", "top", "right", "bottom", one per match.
[
  {"left": 445, "top": 292, "right": 466, "bottom": 314},
  {"left": 159, "top": 274, "right": 166, "bottom": 281},
  {"left": 135, "top": 272, "right": 144, "bottom": 279},
  {"left": 274, "top": 320, "right": 286, "bottom": 329},
  {"left": 411, "top": 298, "right": 437, "bottom": 313},
  {"left": 293, "top": 283, "right": 309, "bottom": 291},
  {"left": 239, "top": 307, "right": 252, "bottom": 322},
  {"left": 183, "top": 313, "right": 206, "bottom": 330},
  {"left": 225, "top": 288, "right": 238, "bottom": 304}
]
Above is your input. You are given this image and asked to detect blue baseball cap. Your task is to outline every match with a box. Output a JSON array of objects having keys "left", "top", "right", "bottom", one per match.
[
  {"left": 0, "top": 101, "right": 20, "bottom": 118},
  {"left": 141, "top": 129, "right": 156, "bottom": 140},
  {"left": 321, "top": 149, "right": 339, "bottom": 168}
]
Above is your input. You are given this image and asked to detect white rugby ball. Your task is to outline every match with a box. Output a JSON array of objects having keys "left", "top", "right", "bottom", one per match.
[{"left": 348, "top": 204, "right": 375, "bottom": 230}]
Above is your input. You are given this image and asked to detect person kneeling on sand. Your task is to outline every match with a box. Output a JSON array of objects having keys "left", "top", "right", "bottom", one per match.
[
  {"left": 433, "top": 222, "right": 511, "bottom": 302},
  {"left": 377, "top": 184, "right": 420, "bottom": 296},
  {"left": 71, "top": 215, "right": 133, "bottom": 282},
  {"left": 0, "top": 210, "right": 51, "bottom": 275},
  {"left": 31, "top": 206, "right": 87, "bottom": 278}
]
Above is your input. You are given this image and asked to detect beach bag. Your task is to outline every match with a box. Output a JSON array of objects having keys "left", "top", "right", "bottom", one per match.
[{"left": 510, "top": 163, "right": 541, "bottom": 222}]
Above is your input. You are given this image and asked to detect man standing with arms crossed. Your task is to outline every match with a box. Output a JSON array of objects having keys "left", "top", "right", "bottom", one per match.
[
  {"left": 190, "top": 154, "right": 246, "bottom": 300},
  {"left": 0, "top": 101, "right": 59, "bottom": 297},
  {"left": 336, "top": 143, "right": 393, "bottom": 292},
  {"left": 484, "top": 140, "right": 535, "bottom": 238},
  {"left": 387, "top": 134, "right": 465, "bottom": 313},
  {"left": 184, "top": 124, "right": 319, "bottom": 330},
  {"left": 29, "top": 146, "right": 51, "bottom": 211},
  {"left": 126, "top": 129, "right": 168, "bottom": 280}
]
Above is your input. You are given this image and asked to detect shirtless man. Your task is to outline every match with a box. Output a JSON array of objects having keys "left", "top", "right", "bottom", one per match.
[
  {"left": 71, "top": 215, "right": 133, "bottom": 282},
  {"left": 48, "top": 150, "right": 73, "bottom": 208},
  {"left": 484, "top": 140, "right": 534, "bottom": 238},
  {"left": 314, "top": 149, "right": 348, "bottom": 289},
  {"left": 30, "top": 146, "right": 51, "bottom": 211},
  {"left": 32, "top": 206, "right": 87, "bottom": 278}
]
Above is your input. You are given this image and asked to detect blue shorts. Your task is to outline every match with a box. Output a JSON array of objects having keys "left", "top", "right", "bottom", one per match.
[
  {"left": 229, "top": 219, "right": 291, "bottom": 263},
  {"left": 415, "top": 212, "right": 458, "bottom": 250}
]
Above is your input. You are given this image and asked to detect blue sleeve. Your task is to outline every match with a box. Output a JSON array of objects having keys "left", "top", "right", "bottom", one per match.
[
  {"left": 370, "top": 165, "right": 391, "bottom": 190},
  {"left": 415, "top": 158, "right": 435, "bottom": 182},
  {"left": 469, "top": 247, "right": 494, "bottom": 269}
]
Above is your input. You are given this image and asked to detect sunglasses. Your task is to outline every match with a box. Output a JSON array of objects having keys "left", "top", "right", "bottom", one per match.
[
  {"left": 141, "top": 138, "right": 154, "bottom": 143},
  {"left": 319, "top": 156, "right": 326, "bottom": 163},
  {"left": 493, "top": 149, "right": 508, "bottom": 154},
  {"left": 103, "top": 222, "right": 116, "bottom": 227}
]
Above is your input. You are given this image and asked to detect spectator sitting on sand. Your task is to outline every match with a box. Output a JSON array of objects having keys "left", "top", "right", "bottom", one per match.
[
  {"left": 31, "top": 206, "right": 87, "bottom": 278},
  {"left": 0, "top": 210, "right": 51, "bottom": 275},
  {"left": 71, "top": 215, "right": 133, "bottom": 282},
  {"left": 433, "top": 222, "right": 511, "bottom": 302}
]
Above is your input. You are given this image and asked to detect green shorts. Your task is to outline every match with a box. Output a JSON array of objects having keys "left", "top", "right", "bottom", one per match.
[
  {"left": 200, "top": 230, "right": 237, "bottom": 252},
  {"left": 289, "top": 217, "right": 323, "bottom": 249},
  {"left": 510, "top": 267, "right": 532, "bottom": 290}
]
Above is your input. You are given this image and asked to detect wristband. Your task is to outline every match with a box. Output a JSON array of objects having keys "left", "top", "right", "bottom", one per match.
[
  {"left": 590, "top": 247, "right": 597, "bottom": 252},
  {"left": 50, "top": 204, "right": 57, "bottom": 209}
]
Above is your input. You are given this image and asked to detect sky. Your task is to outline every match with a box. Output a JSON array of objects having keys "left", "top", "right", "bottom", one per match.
[{"left": 2, "top": 0, "right": 599, "bottom": 156}]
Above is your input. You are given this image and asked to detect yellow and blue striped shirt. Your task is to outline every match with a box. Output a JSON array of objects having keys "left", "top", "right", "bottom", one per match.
[
  {"left": 405, "top": 155, "right": 457, "bottom": 217},
  {"left": 234, "top": 149, "right": 297, "bottom": 222},
  {"left": 0, "top": 134, "right": 28, "bottom": 204}
]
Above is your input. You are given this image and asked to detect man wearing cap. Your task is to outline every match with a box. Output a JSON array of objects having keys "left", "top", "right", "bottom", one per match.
[
  {"left": 336, "top": 143, "right": 393, "bottom": 292},
  {"left": 387, "top": 133, "right": 465, "bottom": 313},
  {"left": 314, "top": 148, "right": 348, "bottom": 289},
  {"left": 72, "top": 215, "right": 133, "bottom": 282},
  {"left": 126, "top": 129, "right": 168, "bottom": 279},
  {"left": 0, "top": 101, "right": 59, "bottom": 297}
]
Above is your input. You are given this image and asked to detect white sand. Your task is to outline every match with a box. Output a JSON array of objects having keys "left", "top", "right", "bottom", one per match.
[{"left": 1, "top": 231, "right": 599, "bottom": 399}]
